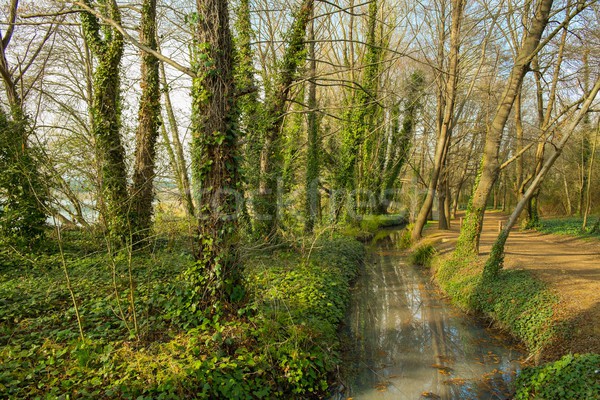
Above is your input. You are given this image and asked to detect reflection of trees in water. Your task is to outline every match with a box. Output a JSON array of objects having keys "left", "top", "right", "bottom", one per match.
[{"left": 346, "top": 234, "right": 522, "bottom": 399}]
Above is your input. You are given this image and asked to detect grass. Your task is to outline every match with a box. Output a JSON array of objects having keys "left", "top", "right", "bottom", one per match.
[
  {"left": 0, "top": 226, "right": 365, "bottom": 398},
  {"left": 407, "top": 242, "right": 436, "bottom": 267}
]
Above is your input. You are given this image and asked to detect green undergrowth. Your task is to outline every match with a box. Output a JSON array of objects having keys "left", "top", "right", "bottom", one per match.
[
  {"left": 431, "top": 252, "right": 560, "bottom": 355},
  {"left": 341, "top": 213, "right": 407, "bottom": 241},
  {"left": 0, "top": 228, "right": 364, "bottom": 398},
  {"left": 537, "top": 217, "right": 600, "bottom": 239},
  {"left": 407, "top": 242, "right": 436, "bottom": 267},
  {"left": 515, "top": 353, "right": 600, "bottom": 399}
]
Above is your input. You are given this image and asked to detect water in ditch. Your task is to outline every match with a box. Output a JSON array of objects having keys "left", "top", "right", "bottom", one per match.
[{"left": 342, "top": 229, "right": 523, "bottom": 400}]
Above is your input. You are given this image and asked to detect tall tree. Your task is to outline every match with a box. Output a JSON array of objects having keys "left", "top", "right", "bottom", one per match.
[
  {"left": 189, "top": 0, "right": 240, "bottom": 301},
  {"left": 378, "top": 70, "right": 425, "bottom": 213},
  {"left": 253, "top": 0, "right": 314, "bottom": 238},
  {"left": 455, "top": 0, "right": 555, "bottom": 255},
  {"left": 412, "top": 0, "right": 465, "bottom": 241},
  {"left": 130, "top": 0, "right": 161, "bottom": 243},
  {"left": 305, "top": 8, "right": 320, "bottom": 233},
  {"left": 80, "top": 0, "right": 128, "bottom": 239},
  {"left": 0, "top": 0, "right": 49, "bottom": 245},
  {"left": 157, "top": 38, "right": 195, "bottom": 219},
  {"left": 523, "top": 18, "right": 570, "bottom": 228},
  {"left": 334, "top": 0, "right": 381, "bottom": 219}
]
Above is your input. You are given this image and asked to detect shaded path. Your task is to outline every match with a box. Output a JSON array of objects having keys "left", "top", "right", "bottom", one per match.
[{"left": 425, "top": 211, "right": 600, "bottom": 358}]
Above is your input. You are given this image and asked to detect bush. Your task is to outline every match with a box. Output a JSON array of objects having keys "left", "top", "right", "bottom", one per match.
[
  {"left": 408, "top": 242, "right": 436, "bottom": 267},
  {"left": 515, "top": 353, "right": 600, "bottom": 399}
]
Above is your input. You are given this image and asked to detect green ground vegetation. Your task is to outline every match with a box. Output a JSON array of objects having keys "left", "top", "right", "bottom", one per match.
[
  {"left": 0, "top": 220, "right": 364, "bottom": 398},
  {"left": 407, "top": 242, "right": 437, "bottom": 267},
  {"left": 431, "top": 252, "right": 560, "bottom": 355},
  {"left": 408, "top": 223, "right": 600, "bottom": 399},
  {"left": 515, "top": 353, "right": 600, "bottom": 399},
  {"left": 536, "top": 217, "right": 600, "bottom": 238}
]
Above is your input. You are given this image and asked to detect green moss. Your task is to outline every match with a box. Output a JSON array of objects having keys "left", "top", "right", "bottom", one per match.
[{"left": 515, "top": 353, "right": 600, "bottom": 399}]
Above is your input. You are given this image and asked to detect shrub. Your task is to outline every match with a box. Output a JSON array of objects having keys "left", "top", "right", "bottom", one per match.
[{"left": 408, "top": 242, "right": 436, "bottom": 267}]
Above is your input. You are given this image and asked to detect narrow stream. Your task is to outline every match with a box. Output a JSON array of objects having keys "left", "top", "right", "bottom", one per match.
[{"left": 343, "top": 230, "right": 523, "bottom": 399}]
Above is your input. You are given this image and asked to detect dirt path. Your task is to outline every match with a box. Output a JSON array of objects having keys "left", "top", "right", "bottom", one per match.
[{"left": 423, "top": 211, "right": 600, "bottom": 359}]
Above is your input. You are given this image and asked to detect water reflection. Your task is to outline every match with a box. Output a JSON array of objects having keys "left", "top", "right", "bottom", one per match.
[{"left": 344, "top": 230, "right": 522, "bottom": 400}]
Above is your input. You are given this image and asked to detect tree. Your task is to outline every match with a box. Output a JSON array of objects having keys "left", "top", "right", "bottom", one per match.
[
  {"left": 188, "top": 0, "right": 240, "bottom": 301},
  {"left": 455, "top": 0, "right": 556, "bottom": 255},
  {"left": 80, "top": 0, "right": 128, "bottom": 240},
  {"left": 130, "top": 0, "right": 161, "bottom": 243},
  {"left": 253, "top": 0, "right": 314, "bottom": 238},
  {"left": 412, "top": 0, "right": 465, "bottom": 241},
  {"left": 0, "top": 0, "right": 50, "bottom": 246},
  {"left": 304, "top": 7, "right": 320, "bottom": 233}
]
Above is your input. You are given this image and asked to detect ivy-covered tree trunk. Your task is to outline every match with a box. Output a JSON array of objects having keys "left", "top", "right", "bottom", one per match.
[
  {"left": 130, "top": 0, "right": 161, "bottom": 243},
  {"left": 234, "top": 0, "right": 260, "bottom": 231},
  {"left": 357, "top": 0, "right": 383, "bottom": 213},
  {"left": 189, "top": 0, "right": 240, "bottom": 301},
  {"left": 334, "top": 0, "right": 381, "bottom": 220},
  {"left": 0, "top": 1, "right": 47, "bottom": 246},
  {"left": 378, "top": 71, "right": 424, "bottom": 213},
  {"left": 254, "top": 0, "right": 314, "bottom": 239},
  {"left": 80, "top": 0, "right": 128, "bottom": 240},
  {"left": 455, "top": 0, "right": 553, "bottom": 255},
  {"left": 578, "top": 50, "right": 591, "bottom": 218},
  {"left": 305, "top": 12, "right": 320, "bottom": 233}
]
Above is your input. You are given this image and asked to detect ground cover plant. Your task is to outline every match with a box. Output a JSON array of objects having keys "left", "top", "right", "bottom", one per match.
[
  {"left": 536, "top": 217, "right": 600, "bottom": 239},
  {"left": 0, "top": 226, "right": 364, "bottom": 398}
]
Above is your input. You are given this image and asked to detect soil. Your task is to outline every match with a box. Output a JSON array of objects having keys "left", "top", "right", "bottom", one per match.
[{"left": 423, "top": 211, "right": 600, "bottom": 361}]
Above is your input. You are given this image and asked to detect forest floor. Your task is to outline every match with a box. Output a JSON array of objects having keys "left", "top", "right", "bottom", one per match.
[{"left": 424, "top": 210, "right": 600, "bottom": 360}]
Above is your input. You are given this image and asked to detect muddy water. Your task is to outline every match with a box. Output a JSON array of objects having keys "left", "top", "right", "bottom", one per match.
[{"left": 344, "top": 230, "right": 522, "bottom": 399}]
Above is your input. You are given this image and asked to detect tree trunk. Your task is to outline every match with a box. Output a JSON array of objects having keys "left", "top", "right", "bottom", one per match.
[
  {"left": 81, "top": 0, "right": 128, "bottom": 240},
  {"left": 130, "top": 0, "right": 160, "bottom": 244},
  {"left": 190, "top": 0, "right": 240, "bottom": 301},
  {"left": 455, "top": 0, "right": 553, "bottom": 256},
  {"left": 158, "top": 40, "right": 195, "bottom": 218},
  {"left": 582, "top": 119, "right": 599, "bottom": 230},
  {"left": 0, "top": 0, "right": 47, "bottom": 245},
  {"left": 412, "top": 0, "right": 464, "bottom": 241},
  {"left": 254, "top": 0, "right": 314, "bottom": 238},
  {"left": 305, "top": 11, "right": 320, "bottom": 233},
  {"left": 438, "top": 168, "right": 449, "bottom": 229},
  {"left": 578, "top": 50, "right": 591, "bottom": 218}
]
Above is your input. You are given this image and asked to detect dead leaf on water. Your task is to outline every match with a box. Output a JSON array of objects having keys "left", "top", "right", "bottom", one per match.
[{"left": 443, "top": 378, "right": 466, "bottom": 385}]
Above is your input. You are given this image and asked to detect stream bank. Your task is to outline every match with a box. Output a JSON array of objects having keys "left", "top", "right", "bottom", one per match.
[{"left": 341, "top": 229, "right": 523, "bottom": 399}]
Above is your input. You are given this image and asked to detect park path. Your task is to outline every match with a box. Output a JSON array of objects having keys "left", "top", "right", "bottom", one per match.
[{"left": 424, "top": 211, "right": 600, "bottom": 360}]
